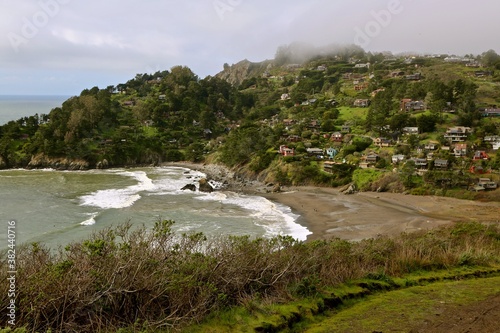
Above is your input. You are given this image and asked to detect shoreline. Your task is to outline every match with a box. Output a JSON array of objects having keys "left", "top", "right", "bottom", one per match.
[
  {"left": 165, "top": 162, "right": 500, "bottom": 242},
  {"left": 263, "top": 187, "right": 500, "bottom": 242},
  {"left": 6, "top": 163, "right": 499, "bottom": 242}
]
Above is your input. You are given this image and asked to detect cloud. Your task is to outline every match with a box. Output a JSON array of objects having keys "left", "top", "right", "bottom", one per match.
[{"left": 0, "top": 0, "right": 499, "bottom": 94}]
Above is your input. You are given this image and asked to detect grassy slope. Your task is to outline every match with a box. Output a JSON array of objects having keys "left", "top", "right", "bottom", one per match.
[
  {"left": 304, "top": 274, "right": 500, "bottom": 333},
  {"left": 185, "top": 267, "right": 500, "bottom": 333}
]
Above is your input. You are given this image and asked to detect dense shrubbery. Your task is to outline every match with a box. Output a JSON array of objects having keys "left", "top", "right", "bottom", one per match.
[{"left": 2, "top": 221, "right": 499, "bottom": 332}]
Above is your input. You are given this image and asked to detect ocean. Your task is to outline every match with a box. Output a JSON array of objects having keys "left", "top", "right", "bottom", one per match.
[
  {"left": 0, "top": 95, "right": 70, "bottom": 125},
  {"left": 0, "top": 96, "right": 310, "bottom": 249},
  {"left": 0, "top": 167, "right": 310, "bottom": 250}
]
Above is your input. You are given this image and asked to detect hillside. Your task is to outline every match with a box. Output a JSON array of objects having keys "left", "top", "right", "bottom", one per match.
[{"left": 0, "top": 46, "right": 499, "bottom": 200}]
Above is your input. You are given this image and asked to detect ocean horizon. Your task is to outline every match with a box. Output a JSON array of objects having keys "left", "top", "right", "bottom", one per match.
[{"left": 0, "top": 95, "right": 71, "bottom": 125}]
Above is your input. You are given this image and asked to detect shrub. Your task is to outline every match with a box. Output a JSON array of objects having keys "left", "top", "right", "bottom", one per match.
[{"left": 2, "top": 221, "right": 499, "bottom": 332}]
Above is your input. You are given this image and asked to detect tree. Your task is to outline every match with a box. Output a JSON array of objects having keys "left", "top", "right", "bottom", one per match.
[
  {"left": 481, "top": 49, "right": 500, "bottom": 67},
  {"left": 400, "top": 160, "right": 416, "bottom": 189}
]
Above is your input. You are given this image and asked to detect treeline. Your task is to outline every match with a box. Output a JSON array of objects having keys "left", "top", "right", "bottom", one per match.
[
  {"left": 1, "top": 221, "right": 499, "bottom": 332},
  {"left": 0, "top": 67, "right": 254, "bottom": 168}
]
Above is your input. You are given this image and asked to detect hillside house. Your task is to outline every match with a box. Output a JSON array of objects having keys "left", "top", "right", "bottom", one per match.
[
  {"left": 341, "top": 125, "right": 351, "bottom": 133},
  {"left": 306, "top": 148, "right": 324, "bottom": 157},
  {"left": 366, "top": 153, "right": 379, "bottom": 164},
  {"left": 444, "top": 127, "right": 472, "bottom": 143},
  {"left": 400, "top": 99, "right": 412, "bottom": 111},
  {"left": 484, "top": 135, "right": 500, "bottom": 143},
  {"left": 281, "top": 93, "right": 290, "bottom": 100},
  {"left": 412, "top": 158, "right": 428, "bottom": 170},
  {"left": 286, "top": 135, "right": 301, "bottom": 142},
  {"left": 480, "top": 108, "right": 500, "bottom": 117},
  {"left": 406, "top": 73, "right": 422, "bottom": 81},
  {"left": 475, "top": 71, "right": 493, "bottom": 78},
  {"left": 354, "top": 83, "right": 369, "bottom": 91},
  {"left": 159, "top": 95, "right": 166, "bottom": 100},
  {"left": 330, "top": 132, "right": 343, "bottom": 142},
  {"left": 355, "top": 63, "right": 370, "bottom": 68},
  {"left": 391, "top": 71, "right": 405, "bottom": 77},
  {"left": 403, "top": 127, "right": 419, "bottom": 135},
  {"left": 279, "top": 145, "right": 295, "bottom": 156},
  {"left": 326, "top": 148, "right": 338, "bottom": 160},
  {"left": 453, "top": 143, "right": 468, "bottom": 157},
  {"left": 434, "top": 159, "right": 449, "bottom": 169},
  {"left": 374, "top": 137, "right": 392, "bottom": 147},
  {"left": 308, "top": 119, "right": 321, "bottom": 129},
  {"left": 484, "top": 136, "right": 500, "bottom": 150},
  {"left": 392, "top": 154, "right": 405, "bottom": 164},
  {"left": 425, "top": 142, "right": 438, "bottom": 150},
  {"left": 401, "top": 99, "right": 425, "bottom": 112},
  {"left": 473, "top": 151, "right": 489, "bottom": 160},
  {"left": 478, "top": 178, "right": 498, "bottom": 190},
  {"left": 371, "top": 88, "right": 385, "bottom": 97},
  {"left": 354, "top": 99, "right": 370, "bottom": 107}
]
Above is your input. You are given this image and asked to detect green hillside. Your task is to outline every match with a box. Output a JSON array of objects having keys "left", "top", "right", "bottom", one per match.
[{"left": 1, "top": 46, "right": 499, "bottom": 199}]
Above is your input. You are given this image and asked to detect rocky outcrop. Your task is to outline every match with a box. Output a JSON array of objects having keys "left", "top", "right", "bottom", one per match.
[
  {"left": 27, "top": 154, "right": 89, "bottom": 170},
  {"left": 180, "top": 184, "right": 197, "bottom": 192},
  {"left": 0, "top": 156, "right": 6, "bottom": 169},
  {"left": 340, "top": 183, "right": 357, "bottom": 195},
  {"left": 96, "top": 159, "right": 109, "bottom": 169},
  {"left": 215, "top": 59, "right": 273, "bottom": 86},
  {"left": 198, "top": 178, "right": 214, "bottom": 193}
]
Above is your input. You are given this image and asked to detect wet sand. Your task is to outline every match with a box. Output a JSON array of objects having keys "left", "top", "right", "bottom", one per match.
[
  {"left": 167, "top": 162, "right": 500, "bottom": 242},
  {"left": 263, "top": 186, "right": 500, "bottom": 242}
]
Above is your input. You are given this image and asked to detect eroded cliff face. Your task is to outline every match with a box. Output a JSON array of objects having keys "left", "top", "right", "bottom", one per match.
[
  {"left": 27, "top": 153, "right": 90, "bottom": 170},
  {"left": 215, "top": 59, "right": 273, "bottom": 86}
]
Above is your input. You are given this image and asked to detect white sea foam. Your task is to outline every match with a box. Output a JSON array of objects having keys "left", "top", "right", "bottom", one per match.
[
  {"left": 195, "top": 191, "right": 311, "bottom": 241},
  {"left": 147, "top": 167, "right": 207, "bottom": 194},
  {"left": 80, "top": 212, "right": 98, "bottom": 226},
  {"left": 79, "top": 171, "right": 154, "bottom": 209},
  {"left": 78, "top": 167, "right": 310, "bottom": 241}
]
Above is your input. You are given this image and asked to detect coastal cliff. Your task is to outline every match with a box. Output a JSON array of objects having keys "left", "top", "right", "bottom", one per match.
[{"left": 27, "top": 153, "right": 90, "bottom": 170}]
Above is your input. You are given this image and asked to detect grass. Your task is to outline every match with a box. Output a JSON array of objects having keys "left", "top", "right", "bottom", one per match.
[
  {"left": 337, "top": 106, "right": 369, "bottom": 122},
  {"left": 303, "top": 275, "right": 500, "bottom": 333},
  {"left": 187, "top": 267, "right": 500, "bottom": 333}
]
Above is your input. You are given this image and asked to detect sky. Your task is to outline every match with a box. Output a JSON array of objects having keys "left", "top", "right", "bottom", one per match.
[{"left": 0, "top": 0, "right": 499, "bottom": 95}]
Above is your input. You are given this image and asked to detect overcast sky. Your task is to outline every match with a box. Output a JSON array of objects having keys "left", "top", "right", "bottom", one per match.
[{"left": 1, "top": 0, "right": 499, "bottom": 95}]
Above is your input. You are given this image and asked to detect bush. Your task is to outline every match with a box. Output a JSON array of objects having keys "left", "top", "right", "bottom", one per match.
[
  {"left": 2, "top": 221, "right": 499, "bottom": 332},
  {"left": 352, "top": 169, "right": 385, "bottom": 191}
]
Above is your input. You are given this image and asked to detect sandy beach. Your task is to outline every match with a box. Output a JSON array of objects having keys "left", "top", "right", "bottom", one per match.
[
  {"left": 166, "top": 162, "right": 500, "bottom": 242},
  {"left": 264, "top": 187, "right": 500, "bottom": 241}
]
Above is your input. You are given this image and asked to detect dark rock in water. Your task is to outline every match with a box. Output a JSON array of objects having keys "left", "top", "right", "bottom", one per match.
[
  {"left": 199, "top": 178, "right": 214, "bottom": 193},
  {"left": 272, "top": 184, "right": 281, "bottom": 193},
  {"left": 181, "top": 184, "right": 197, "bottom": 192}
]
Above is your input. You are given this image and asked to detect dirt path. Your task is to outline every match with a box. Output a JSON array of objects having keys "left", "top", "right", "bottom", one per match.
[{"left": 410, "top": 294, "right": 500, "bottom": 333}]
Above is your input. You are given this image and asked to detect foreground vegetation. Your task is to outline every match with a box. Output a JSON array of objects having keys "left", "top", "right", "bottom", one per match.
[{"left": 1, "top": 221, "right": 500, "bottom": 332}]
